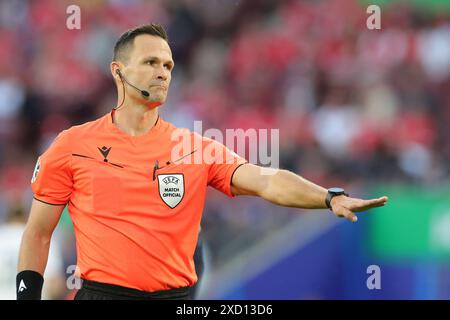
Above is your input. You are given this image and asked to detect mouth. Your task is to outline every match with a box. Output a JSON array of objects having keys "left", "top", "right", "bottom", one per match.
[{"left": 150, "top": 85, "right": 167, "bottom": 90}]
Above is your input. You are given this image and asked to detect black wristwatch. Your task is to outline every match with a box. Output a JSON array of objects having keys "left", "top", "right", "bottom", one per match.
[{"left": 325, "top": 187, "right": 349, "bottom": 210}]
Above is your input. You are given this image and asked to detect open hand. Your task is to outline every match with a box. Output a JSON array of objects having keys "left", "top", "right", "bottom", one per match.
[{"left": 330, "top": 195, "right": 388, "bottom": 222}]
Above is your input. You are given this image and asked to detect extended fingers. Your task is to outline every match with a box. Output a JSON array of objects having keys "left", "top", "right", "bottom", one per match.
[
  {"left": 335, "top": 206, "right": 357, "bottom": 222},
  {"left": 362, "top": 196, "right": 388, "bottom": 208},
  {"left": 332, "top": 196, "right": 388, "bottom": 221},
  {"left": 350, "top": 196, "right": 388, "bottom": 211}
]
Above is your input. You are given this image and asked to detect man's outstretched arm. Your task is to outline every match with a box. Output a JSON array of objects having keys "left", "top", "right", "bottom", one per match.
[{"left": 230, "top": 163, "right": 388, "bottom": 222}]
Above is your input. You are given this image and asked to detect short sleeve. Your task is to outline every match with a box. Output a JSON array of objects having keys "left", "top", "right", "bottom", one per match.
[
  {"left": 206, "top": 139, "right": 248, "bottom": 198},
  {"left": 31, "top": 130, "right": 73, "bottom": 205}
]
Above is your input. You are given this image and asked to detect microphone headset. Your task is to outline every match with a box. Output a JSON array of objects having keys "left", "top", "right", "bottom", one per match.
[{"left": 114, "top": 69, "right": 150, "bottom": 110}]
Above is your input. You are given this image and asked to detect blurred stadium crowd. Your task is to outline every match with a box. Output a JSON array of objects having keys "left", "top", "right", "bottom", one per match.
[{"left": 0, "top": 0, "right": 449, "bottom": 299}]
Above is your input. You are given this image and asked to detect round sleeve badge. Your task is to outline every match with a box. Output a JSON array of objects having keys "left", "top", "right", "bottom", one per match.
[{"left": 31, "top": 157, "right": 41, "bottom": 183}]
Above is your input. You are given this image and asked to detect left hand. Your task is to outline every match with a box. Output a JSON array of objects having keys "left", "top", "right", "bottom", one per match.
[{"left": 330, "top": 195, "right": 388, "bottom": 222}]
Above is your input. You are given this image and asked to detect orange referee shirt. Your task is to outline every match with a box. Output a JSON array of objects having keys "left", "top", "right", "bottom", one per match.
[{"left": 31, "top": 109, "right": 247, "bottom": 292}]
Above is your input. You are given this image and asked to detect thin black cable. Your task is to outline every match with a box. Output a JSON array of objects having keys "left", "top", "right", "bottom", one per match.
[{"left": 114, "top": 75, "right": 126, "bottom": 110}]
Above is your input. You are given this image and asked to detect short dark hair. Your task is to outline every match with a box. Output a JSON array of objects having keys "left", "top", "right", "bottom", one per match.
[{"left": 113, "top": 23, "right": 169, "bottom": 63}]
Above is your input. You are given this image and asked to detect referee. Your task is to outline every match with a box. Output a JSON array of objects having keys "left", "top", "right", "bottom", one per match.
[{"left": 17, "top": 24, "right": 388, "bottom": 300}]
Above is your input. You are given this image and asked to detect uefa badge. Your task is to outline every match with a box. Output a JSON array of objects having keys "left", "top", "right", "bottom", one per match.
[{"left": 157, "top": 174, "right": 185, "bottom": 209}]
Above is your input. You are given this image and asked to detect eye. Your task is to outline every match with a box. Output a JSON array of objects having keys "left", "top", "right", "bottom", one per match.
[
  {"left": 145, "top": 60, "right": 156, "bottom": 65},
  {"left": 164, "top": 64, "right": 172, "bottom": 71}
]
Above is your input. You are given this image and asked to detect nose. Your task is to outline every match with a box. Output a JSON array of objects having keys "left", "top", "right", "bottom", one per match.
[{"left": 156, "top": 66, "right": 168, "bottom": 82}]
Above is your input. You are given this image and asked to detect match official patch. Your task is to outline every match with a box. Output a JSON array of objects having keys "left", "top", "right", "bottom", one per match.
[
  {"left": 157, "top": 174, "right": 185, "bottom": 209},
  {"left": 31, "top": 157, "right": 41, "bottom": 183}
]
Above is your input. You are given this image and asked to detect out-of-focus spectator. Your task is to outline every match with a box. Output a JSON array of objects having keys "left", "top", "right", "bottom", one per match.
[{"left": 0, "top": 204, "right": 65, "bottom": 299}]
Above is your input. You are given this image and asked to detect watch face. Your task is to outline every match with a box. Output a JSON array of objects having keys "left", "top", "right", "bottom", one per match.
[{"left": 329, "top": 187, "right": 345, "bottom": 193}]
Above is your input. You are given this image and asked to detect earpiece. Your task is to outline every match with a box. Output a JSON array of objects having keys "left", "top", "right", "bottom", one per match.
[{"left": 115, "top": 69, "right": 150, "bottom": 98}]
